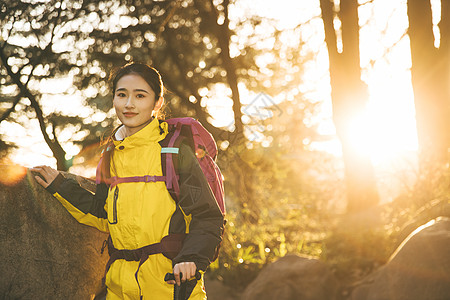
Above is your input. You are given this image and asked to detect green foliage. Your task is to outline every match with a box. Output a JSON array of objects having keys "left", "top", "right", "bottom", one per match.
[
  {"left": 2, "top": 0, "right": 448, "bottom": 294},
  {"left": 321, "top": 215, "right": 392, "bottom": 284},
  {"left": 208, "top": 102, "right": 345, "bottom": 289},
  {"left": 0, "top": 0, "right": 115, "bottom": 168},
  {"left": 1, "top": 0, "right": 283, "bottom": 166},
  {"left": 385, "top": 161, "right": 450, "bottom": 247},
  {"left": 210, "top": 202, "right": 328, "bottom": 290}
]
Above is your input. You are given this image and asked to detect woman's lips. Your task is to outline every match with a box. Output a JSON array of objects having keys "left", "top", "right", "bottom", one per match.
[{"left": 123, "top": 112, "right": 138, "bottom": 117}]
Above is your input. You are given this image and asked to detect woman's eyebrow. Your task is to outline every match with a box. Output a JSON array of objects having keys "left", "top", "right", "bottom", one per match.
[
  {"left": 115, "top": 88, "right": 149, "bottom": 94},
  {"left": 134, "top": 89, "right": 149, "bottom": 94}
]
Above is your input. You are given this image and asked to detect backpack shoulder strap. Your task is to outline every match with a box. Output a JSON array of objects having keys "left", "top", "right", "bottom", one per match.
[{"left": 159, "top": 122, "right": 186, "bottom": 203}]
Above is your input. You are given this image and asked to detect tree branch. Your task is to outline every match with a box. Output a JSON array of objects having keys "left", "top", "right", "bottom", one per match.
[
  {"left": 0, "top": 45, "right": 67, "bottom": 170},
  {"left": 1, "top": 14, "right": 17, "bottom": 46},
  {"left": 320, "top": 0, "right": 338, "bottom": 58},
  {"left": 0, "top": 93, "right": 23, "bottom": 122},
  {"left": 0, "top": 59, "right": 36, "bottom": 122},
  {"left": 195, "top": 0, "right": 244, "bottom": 139},
  {"left": 156, "top": 0, "right": 181, "bottom": 40},
  {"left": 158, "top": 27, "right": 229, "bottom": 139}
]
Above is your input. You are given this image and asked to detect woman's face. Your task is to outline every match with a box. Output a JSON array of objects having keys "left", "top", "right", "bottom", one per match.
[{"left": 113, "top": 74, "right": 161, "bottom": 136}]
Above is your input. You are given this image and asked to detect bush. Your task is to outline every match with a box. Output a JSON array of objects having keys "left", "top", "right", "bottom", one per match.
[{"left": 210, "top": 143, "right": 343, "bottom": 290}]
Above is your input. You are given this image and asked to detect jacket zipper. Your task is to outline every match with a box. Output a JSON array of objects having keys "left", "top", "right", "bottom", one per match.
[{"left": 109, "top": 187, "right": 119, "bottom": 224}]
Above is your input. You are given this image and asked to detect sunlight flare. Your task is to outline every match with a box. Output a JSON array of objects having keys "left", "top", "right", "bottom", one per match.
[{"left": 0, "top": 160, "right": 27, "bottom": 186}]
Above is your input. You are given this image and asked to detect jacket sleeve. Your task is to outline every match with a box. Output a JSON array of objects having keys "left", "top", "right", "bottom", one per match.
[
  {"left": 46, "top": 173, "right": 109, "bottom": 233},
  {"left": 172, "top": 143, "right": 224, "bottom": 271}
]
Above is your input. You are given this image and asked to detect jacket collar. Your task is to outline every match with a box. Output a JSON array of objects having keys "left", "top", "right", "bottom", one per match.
[{"left": 113, "top": 117, "right": 168, "bottom": 147}]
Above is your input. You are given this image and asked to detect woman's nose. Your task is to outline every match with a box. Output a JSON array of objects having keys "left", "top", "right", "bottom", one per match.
[{"left": 125, "top": 96, "right": 135, "bottom": 108}]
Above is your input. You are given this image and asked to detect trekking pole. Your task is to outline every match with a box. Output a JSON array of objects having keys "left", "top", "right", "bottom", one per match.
[{"left": 164, "top": 271, "right": 202, "bottom": 300}]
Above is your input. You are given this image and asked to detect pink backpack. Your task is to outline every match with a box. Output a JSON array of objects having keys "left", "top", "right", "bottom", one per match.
[{"left": 96, "top": 117, "right": 225, "bottom": 215}]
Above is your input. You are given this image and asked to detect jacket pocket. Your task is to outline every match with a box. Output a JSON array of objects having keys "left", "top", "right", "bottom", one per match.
[{"left": 108, "top": 187, "right": 119, "bottom": 224}]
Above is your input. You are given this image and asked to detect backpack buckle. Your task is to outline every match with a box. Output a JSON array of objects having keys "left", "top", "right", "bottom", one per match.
[{"left": 143, "top": 175, "right": 155, "bottom": 182}]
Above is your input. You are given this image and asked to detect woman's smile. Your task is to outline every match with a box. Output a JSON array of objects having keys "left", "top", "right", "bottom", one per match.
[{"left": 123, "top": 112, "right": 138, "bottom": 118}]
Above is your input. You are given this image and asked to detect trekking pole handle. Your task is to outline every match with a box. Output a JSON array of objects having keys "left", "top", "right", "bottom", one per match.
[{"left": 164, "top": 271, "right": 202, "bottom": 282}]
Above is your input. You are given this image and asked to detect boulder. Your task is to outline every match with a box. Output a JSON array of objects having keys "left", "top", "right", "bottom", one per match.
[
  {"left": 351, "top": 217, "right": 450, "bottom": 300},
  {"left": 242, "top": 255, "right": 340, "bottom": 300},
  {"left": 0, "top": 167, "right": 108, "bottom": 299},
  {"left": 204, "top": 277, "right": 237, "bottom": 300}
]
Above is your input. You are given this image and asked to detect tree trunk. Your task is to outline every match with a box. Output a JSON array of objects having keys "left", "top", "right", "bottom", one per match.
[
  {"left": 407, "top": 0, "right": 450, "bottom": 166},
  {"left": 320, "top": 0, "right": 379, "bottom": 212},
  {"left": 0, "top": 47, "right": 69, "bottom": 171},
  {"left": 212, "top": 0, "right": 244, "bottom": 136},
  {"left": 196, "top": 0, "right": 244, "bottom": 138}
]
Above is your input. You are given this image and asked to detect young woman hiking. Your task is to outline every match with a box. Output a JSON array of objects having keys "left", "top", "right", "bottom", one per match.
[{"left": 31, "top": 62, "right": 224, "bottom": 299}]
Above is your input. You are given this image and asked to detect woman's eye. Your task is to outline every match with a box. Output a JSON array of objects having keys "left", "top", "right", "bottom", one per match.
[
  {"left": 136, "top": 94, "right": 145, "bottom": 99},
  {"left": 116, "top": 92, "right": 126, "bottom": 97}
]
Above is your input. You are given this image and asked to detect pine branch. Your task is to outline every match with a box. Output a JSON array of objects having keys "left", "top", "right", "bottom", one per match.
[
  {"left": 0, "top": 93, "right": 23, "bottom": 122},
  {"left": 0, "top": 45, "right": 68, "bottom": 170}
]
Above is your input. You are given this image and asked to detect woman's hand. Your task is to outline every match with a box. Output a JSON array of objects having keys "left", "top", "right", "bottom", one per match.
[
  {"left": 30, "top": 165, "right": 59, "bottom": 188},
  {"left": 167, "top": 262, "right": 197, "bottom": 286}
]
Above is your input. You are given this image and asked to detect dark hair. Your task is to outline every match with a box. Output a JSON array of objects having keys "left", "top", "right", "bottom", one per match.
[
  {"left": 109, "top": 61, "right": 164, "bottom": 100},
  {"left": 98, "top": 62, "right": 166, "bottom": 183}
]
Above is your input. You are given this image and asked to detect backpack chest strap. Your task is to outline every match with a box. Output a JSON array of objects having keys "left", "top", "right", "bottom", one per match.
[
  {"left": 109, "top": 175, "right": 167, "bottom": 188},
  {"left": 108, "top": 147, "right": 180, "bottom": 189}
]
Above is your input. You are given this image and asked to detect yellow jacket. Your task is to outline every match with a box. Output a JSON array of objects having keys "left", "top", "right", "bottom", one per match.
[{"left": 47, "top": 118, "right": 224, "bottom": 299}]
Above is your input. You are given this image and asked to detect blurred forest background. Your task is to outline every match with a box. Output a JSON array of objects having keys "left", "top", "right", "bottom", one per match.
[{"left": 1, "top": 0, "right": 449, "bottom": 291}]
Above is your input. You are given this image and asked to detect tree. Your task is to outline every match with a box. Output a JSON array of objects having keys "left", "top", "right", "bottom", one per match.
[
  {"left": 196, "top": 0, "right": 244, "bottom": 135},
  {"left": 1, "top": 0, "right": 300, "bottom": 176},
  {"left": 0, "top": 0, "right": 251, "bottom": 170},
  {"left": 319, "top": 0, "right": 379, "bottom": 212},
  {"left": 407, "top": 0, "right": 450, "bottom": 166},
  {"left": 72, "top": 0, "right": 252, "bottom": 140},
  {"left": 0, "top": 0, "right": 115, "bottom": 171}
]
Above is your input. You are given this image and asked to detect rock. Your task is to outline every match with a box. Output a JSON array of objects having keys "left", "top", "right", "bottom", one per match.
[
  {"left": 204, "top": 277, "right": 236, "bottom": 300},
  {"left": 242, "top": 255, "right": 340, "bottom": 300},
  {"left": 0, "top": 167, "right": 108, "bottom": 299},
  {"left": 351, "top": 217, "right": 450, "bottom": 300}
]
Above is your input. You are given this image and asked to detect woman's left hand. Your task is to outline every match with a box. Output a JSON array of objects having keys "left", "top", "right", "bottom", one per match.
[
  {"left": 168, "top": 262, "right": 197, "bottom": 286},
  {"left": 31, "top": 165, "right": 59, "bottom": 188}
]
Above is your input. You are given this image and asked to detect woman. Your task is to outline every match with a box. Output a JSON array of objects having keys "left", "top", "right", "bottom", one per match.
[{"left": 32, "top": 62, "right": 224, "bottom": 299}]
